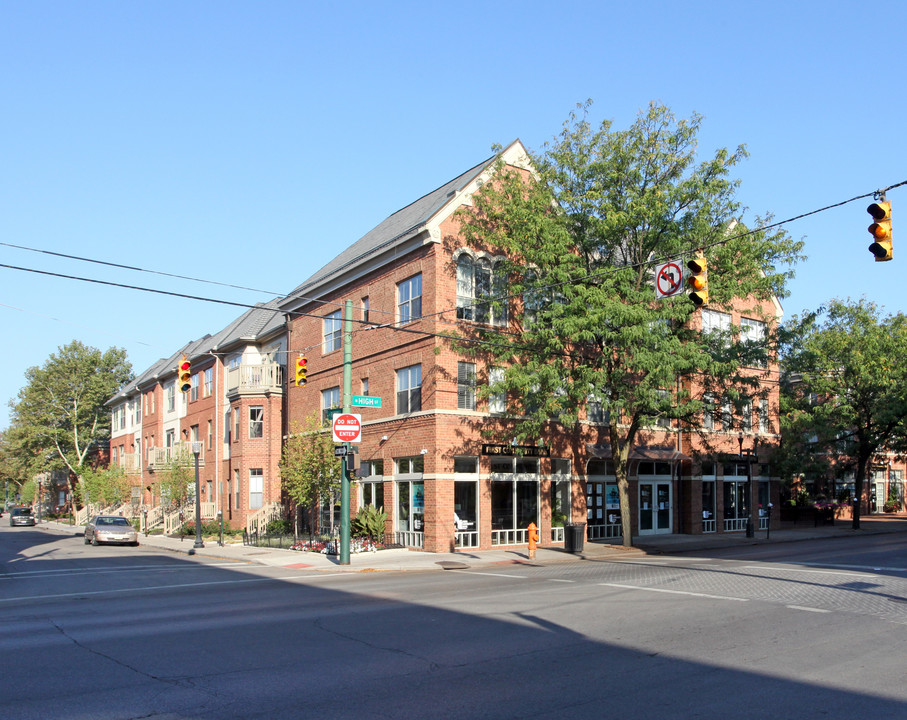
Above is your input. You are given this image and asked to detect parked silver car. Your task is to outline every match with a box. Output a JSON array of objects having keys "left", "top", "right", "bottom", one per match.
[
  {"left": 9, "top": 507, "right": 35, "bottom": 527},
  {"left": 84, "top": 515, "right": 139, "bottom": 546}
]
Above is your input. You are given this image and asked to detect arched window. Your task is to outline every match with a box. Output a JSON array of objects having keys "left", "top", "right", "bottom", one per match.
[{"left": 456, "top": 252, "right": 507, "bottom": 326}]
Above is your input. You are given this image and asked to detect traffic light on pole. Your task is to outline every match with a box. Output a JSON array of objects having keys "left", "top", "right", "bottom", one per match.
[
  {"left": 177, "top": 357, "right": 191, "bottom": 393},
  {"left": 868, "top": 200, "right": 892, "bottom": 262},
  {"left": 295, "top": 355, "right": 307, "bottom": 386},
  {"left": 686, "top": 255, "right": 708, "bottom": 306}
]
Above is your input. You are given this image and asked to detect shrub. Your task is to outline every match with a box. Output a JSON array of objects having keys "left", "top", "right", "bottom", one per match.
[
  {"left": 266, "top": 518, "right": 292, "bottom": 535},
  {"left": 351, "top": 505, "right": 387, "bottom": 541}
]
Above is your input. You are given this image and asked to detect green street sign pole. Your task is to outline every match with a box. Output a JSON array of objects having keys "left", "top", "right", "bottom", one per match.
[{"left": 340, "top": 299, "right": 353, "bottom": 565}]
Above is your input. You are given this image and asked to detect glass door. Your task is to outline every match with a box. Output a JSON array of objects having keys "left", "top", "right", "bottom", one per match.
[{"left": 639, "top": 481, "right": 672, "bottom": 535}]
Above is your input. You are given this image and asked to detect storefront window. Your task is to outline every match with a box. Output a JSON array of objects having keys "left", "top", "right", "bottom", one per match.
[
  {"left": 723, "top": 464, "right": 750, "bottom": 530},
  {"left": 396, "top": 456, "right": 425, "bottom": 535},
  {"left": 490, "top": 456, "right": 538, "bottom": 531},
  {"left": 454, "top": 457, "right": 478, "bottom": 533},
  {"left": 551, "top": 458, "right": 571, "bottom": 527}
]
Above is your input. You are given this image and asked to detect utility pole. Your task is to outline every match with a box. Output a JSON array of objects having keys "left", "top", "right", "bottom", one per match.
[{"left": 339, "top": 299, "right": 353, "bottom": 565}]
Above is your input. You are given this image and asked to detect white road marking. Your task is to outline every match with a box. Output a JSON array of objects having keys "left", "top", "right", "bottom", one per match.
[
  {"left": 787, "top": 605, "right": 832, "bottom": 613},
  {"left": 741, "top": 566, "right": 878, "bottom": 578},
  {"left": 0, "top": 573, "right": 338, "bottom": 603},
  {"left": 599, "top": 582, "right": 748, "bottom": 601}
]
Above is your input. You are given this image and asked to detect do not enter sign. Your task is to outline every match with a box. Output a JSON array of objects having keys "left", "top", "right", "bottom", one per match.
[{"left": 332, "top": 413, "right": 362, "bottom": 443}]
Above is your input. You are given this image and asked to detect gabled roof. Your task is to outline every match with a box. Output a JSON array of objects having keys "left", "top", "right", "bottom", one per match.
[
  {"left": 278, "top": 143, "right": 534, "bottom": 310},
  {"left": 106, "top": 300, "right": 287, "bottom": 406},
  {"left": 210, "top": 298, "right": 285, "bottom": 352}
]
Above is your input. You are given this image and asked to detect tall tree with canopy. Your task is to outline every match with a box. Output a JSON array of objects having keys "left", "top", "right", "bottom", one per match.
[
  {"left": 780, "top": 298, "right": 907, "bottom": 529},
  {"left": 455, "top": 102, "right": 803, "bottom": 546},
  {"left": 279, "top": 413, "right": 342, "bottom": 536},
  {"left": 8, "top": 340, "right": 133, "bottom": 506}
]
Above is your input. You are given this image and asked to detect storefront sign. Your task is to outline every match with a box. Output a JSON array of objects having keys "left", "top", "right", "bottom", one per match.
[{"left": 481, "top": 443, "right": 550, "bottom": 457}]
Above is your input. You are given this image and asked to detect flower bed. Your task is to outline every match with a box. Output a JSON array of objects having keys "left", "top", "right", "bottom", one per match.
[{"left": 290, "top": 537, "right": 383, "bottom": 554}]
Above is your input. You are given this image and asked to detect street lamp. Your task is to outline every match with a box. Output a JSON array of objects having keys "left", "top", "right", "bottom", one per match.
[{"left": 191, "top": 442, "right": 204, "bottom": 549}]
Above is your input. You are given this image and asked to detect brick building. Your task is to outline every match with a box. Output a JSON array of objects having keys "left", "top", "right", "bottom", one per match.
[
  {"left": 279, "top": 140, "right": 785, "bottom": 552},
  {"left": 107, "top": 301, "right": 287, "bottom": 530},
  {"left": 109, "top": 141, "right": 797, "bottom": 548}
]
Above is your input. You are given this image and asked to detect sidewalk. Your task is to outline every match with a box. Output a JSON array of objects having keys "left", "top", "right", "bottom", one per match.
[{"left": 35, "top": 515, "right": 907, "bottom": 574}]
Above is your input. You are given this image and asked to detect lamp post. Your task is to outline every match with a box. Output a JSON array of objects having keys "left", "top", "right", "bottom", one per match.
[
  {"left": 739, "top": 432, "right": 758, "bottom": 539},
  {"left": 191, "top": 442, "right": 204, "bottom": 549}
]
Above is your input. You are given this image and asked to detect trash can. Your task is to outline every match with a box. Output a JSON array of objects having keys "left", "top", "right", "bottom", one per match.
[{"left": 564, "top": 523, "right": 586, "bottom": 553}]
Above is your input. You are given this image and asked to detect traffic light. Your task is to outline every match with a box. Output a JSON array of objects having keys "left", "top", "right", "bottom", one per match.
[
  {"left": 686, "top": 255, "right": 708, "bottom": 306},
  {"left": 295, "top": 355, "right": 307, "bottom": 386},
  {"left": 177, "top": 357, "right": 191, "bottom": 393},
  {"left": 868, "top": 200, "right": 892, "bottom": 262}
]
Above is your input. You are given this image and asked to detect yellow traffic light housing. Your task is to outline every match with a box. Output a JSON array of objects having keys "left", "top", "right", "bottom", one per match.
[
  {"left": 295, "top": 355, "right": 307, "bottom": 387},
  {"left": 177, "top": 357, "right": 191, "bottom": 393},
  {"left": 868, "top": 200, "right": 892, "bottom": 262},
  {"left": 686, "top": 255, "right": 708, "bottom": 306}
]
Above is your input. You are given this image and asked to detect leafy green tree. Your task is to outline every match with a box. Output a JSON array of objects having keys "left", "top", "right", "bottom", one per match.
[
  {"left": 8, "top": 340, "right": 133, "bottom": 502},
  {"left": 279, "top": 414, "right": 341, "bottom": 536},
  {"left": 157, "top": 459, "right": 194, "bottom": 510},
  {"left": 78, "top": 465, "right": 132, "bottom": 508},
  {"left": 456, "top": 102, "right": 803, "bottom": 546},
  {"left": 780, "top": 298, "right": 907, "bottom": 529}
]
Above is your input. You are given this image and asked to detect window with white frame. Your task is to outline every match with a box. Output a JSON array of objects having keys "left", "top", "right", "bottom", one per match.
[
  {"left": 655, "top": 389, "right": 672, "bottom": 428},
  {"left": 741, "top": 398, "right": 753, "bottom": 432},
  {"left": 322, "top": 387, "right": 341, "bottom": 423},
  {"left": 454, "top": 456, "right": 478, "bottom": 533},
  {"left": 249, "top": 468, "right": 263, "bottom": 509},
  {"left": 740, "top": 317, "right": 768, "bottom": 367},
  {"left": 204, "top": 368, "right": 213, "bottom": 397},
  {"left": 587, "top": 394, "right": 609, "bottom": 424},
  {"left": 361, "top": 296, "right": 369, "bottom": 323},
  {"left": 395, "top": 456, "right": 425, "bottom": 533},
  {"left": 361, "top": 460, "right": 384, "bottom": 509},
  {"left": 167, "top": 384, "right": 175, "bottom": 412},
  {"left": 324, "top": 310, "right": 342, "bottom": 353},
  {"left": 456, "top": 254, "right": 508, "bottom": 326},
  {"left": 249, "top": 406, "right": 263, "bottom": 439},
  {"left": 234, "top": 469, "right": 240, "bottom": 509},
  {"left": 398, "top": 274, "right": 422, "bottom": 324},
  {"left": 489, "top": 367, "right": 506, "bottom": 415},
  {"left": 457, "top": 361, "right": 476, "bottom": 410},
  {"left": 190, "top": 373, "right": 199, "bottom": 401},
  {"left": 759, "top": 398, "right": 770, "bottom": 434},
  {"left": 702, "top": 309, "right": 732, "bottom": 339},
  {"left": 397, "top": 365, "right": 422, "bottom": 413},
  {"left": 703, "top": 393, "right": 716, "bottom": 431}
]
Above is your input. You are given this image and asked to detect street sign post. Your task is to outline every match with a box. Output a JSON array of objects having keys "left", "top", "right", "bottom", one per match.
[
  {"left": 332, "top": 413, "right": 362, "bottom": 443},
  {"left": 352, "top": 395, "right": 382, "bottom": 408}
]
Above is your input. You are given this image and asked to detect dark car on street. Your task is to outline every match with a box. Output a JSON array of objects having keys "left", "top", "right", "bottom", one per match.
[
  {"left": 84, "top": 515, "right": 139, "bottom": 546},
  {"left": 9, "top": 507, "right": 36, "bottom": 527}
]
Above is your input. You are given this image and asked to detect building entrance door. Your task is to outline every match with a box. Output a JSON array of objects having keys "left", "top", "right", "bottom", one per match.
[{"left": 639, "top": 482, "right": 672, "bottom": 535}]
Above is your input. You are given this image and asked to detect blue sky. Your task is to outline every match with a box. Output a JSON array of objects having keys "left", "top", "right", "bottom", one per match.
[{"left": 1, "top": 1, "right": 905, "bottom": 430}]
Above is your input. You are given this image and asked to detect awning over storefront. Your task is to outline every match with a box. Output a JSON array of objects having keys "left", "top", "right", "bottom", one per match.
[{"left": 586, "top": 444, "right": 690, "bottom": 462}]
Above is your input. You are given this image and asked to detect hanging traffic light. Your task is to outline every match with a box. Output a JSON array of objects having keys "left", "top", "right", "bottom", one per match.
[
  {"left": 686, "top": 255, "right": 708, "bottom": 306},
  {"left": 177, "top": 357, "right": 192, "bottom": 393},
  {"left": 295, "top": 355, "right": 307, "bottom": 386},
  {"left": 868, "top": 200, "right": 892, "bottom": 262}
]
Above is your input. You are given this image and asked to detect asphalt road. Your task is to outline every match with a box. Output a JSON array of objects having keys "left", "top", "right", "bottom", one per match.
[{"left": 2, "top": 525, "right": 907, "bottom": 719}]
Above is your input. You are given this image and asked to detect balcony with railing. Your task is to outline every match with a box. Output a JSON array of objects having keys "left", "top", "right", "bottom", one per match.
[
  {"left": 120, "top": 453, "right": 143, "bottom": 476},
  {"left": 147, "top": 442, "right": 205, "bottom": 471},
  {"left": 225, "top": 362, "right": 284, "bottom": 398}
]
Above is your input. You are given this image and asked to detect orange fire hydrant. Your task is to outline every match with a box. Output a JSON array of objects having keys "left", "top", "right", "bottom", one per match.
[{"left": 528, "top": 522, "right": 539, "bottom": 559}]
